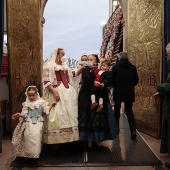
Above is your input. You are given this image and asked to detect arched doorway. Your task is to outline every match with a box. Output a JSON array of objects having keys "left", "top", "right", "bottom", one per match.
[
  {"left": 6, "top": 0, "right": 163, "bottom": 138},
  {"left": 42, "top": 0, "right": 109, "bottom": 64}
]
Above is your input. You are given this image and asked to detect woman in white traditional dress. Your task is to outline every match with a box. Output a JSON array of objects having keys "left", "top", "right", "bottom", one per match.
[
  {"left": 12, "top": 86, "right": 49, "bottom": 158},
  {"left": 72, "top": 53, "right": 88, "bottom": 93},
  {"left": 42, "top": 48, "right": 82, "bottom": 144}
]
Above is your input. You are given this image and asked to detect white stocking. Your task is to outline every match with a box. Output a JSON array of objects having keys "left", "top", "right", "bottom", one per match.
[
  {"left": 99, "top": 98, "right": 103, "bottom": 105},
  {"left": 91, "top": 94, "right": 95, "bottom": 103}
]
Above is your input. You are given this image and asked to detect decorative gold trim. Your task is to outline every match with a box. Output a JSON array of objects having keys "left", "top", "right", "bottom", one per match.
[{"left": 128, "top": 0, "right": 162, "bottom": 138}]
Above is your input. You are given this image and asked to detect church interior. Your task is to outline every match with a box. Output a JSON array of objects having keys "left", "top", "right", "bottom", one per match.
[{"left": 0, "top": 0, "right": 170, "bottom": 169}]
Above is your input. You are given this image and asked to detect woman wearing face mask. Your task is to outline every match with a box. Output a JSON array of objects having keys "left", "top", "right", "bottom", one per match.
[
  {"left": 71, "top": 54, "right": 88, "bottom": 93},
  {"left": 78, "top": 54, "right": 118, "bottom": 149},
  {"left": 42, "top": 48, "right": 82, "bottom": 144}
]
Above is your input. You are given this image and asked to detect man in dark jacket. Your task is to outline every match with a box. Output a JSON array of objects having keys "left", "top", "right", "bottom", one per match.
[{"left": 110, "top": 52, "right": 139, "bottom": 139}]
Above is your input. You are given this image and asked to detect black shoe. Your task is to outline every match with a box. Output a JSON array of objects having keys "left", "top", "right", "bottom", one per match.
[
  {"left": 131, "top": 131, "right": 137, "bottom": 139},
  {"left": 91, "top": 142, "right": 102, "bottom": 151},
  {"left": 87, "top": 146, "right": 93, "bottom": 152}
]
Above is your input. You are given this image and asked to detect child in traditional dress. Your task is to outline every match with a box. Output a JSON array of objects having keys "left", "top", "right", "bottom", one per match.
[
  {"left": 12, "top": 86, "right": 49, "bottom": 158},
  {"left": 91, "top": 59, "right": 111, "bottom": 112}
]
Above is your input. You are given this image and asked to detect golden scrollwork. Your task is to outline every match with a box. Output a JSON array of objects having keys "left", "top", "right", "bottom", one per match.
[
  {"left": 7, "top": 0, "right": 42, "bottom": 130},
  {"left": 128, "top": 0, "right": 162, "bottom": 137}
]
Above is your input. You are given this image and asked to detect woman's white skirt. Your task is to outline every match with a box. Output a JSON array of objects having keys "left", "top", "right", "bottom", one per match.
[
  {"left": 12, "top": 119, "right": 43, "bottom": 158},
  {"left": 43, "top": 83, "right": 79, "bottom": 144}
]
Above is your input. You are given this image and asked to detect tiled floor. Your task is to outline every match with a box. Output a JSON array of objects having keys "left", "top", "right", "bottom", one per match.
[{"left": 0, "top": 131, "right": 170, "bottom": 170}]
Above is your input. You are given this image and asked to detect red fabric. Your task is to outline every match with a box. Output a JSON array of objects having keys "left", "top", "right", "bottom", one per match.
[
  {"left": 94, "top": 68, "right": 100, "bottom": 82},
  {"left": 44, "top": 70, "right": 69, "bottom": 88},
  {"left": 55, "top": 70, "right": 69, "bottom": 88},
  {"left": 1, "top": 54, "right": 8, "bottom": 75},
  {"left": 72, "top": 71, "right": 76, "bottom": 77},
  {"left": 94, "top": 68, "right": 100, "bottom": 76},
  {"left": 44, "top": 81, "right": 50, "bottom": 85},
  {"left": 95, "top": 74, "right": 101, "bottom": 82}
]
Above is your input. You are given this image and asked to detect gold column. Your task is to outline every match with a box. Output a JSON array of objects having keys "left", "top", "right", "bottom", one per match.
[
  {"left": 7, "top": 0, "right": 42, "bottom": 130},
  {"left": 128, "top": 0, "right": 162, "bottom": 138}
]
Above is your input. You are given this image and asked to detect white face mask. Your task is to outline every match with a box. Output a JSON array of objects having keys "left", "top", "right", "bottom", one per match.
[
  {"left": 61, "top": 55, "right": 67, "bottom": 63},
  {"left": 79, "top": 61, "right": 93, "bottom": 68}
]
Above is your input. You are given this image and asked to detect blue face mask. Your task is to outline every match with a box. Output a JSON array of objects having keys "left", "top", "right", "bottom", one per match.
[
  {"left": 86, "top": 62, "right": 93, "bottom": 68},
  {"left": 79, "top": 61, "right": 88, "bottom": 65},
  {"left": 79, "top": 61, "right": 93, "bottom": 68}
]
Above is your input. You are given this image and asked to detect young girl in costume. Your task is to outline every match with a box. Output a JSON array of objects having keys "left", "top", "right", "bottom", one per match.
[{"left": 12, "top": 86, "right": 49, "bottom": 158}]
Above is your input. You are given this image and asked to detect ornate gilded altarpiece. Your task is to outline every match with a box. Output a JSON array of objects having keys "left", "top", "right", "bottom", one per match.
[
  {"left": 128, "top": 0, "right": 162, "bottom": 138},
  {"left": 7, "top": 0, "right": 43, "bottom": 130}
]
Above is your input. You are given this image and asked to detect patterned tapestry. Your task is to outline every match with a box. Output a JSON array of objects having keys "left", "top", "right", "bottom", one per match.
[{"left": 100, "top": 5, "right": 123, "bottom": 63}]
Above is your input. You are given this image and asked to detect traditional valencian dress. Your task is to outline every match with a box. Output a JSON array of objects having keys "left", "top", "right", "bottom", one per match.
[
  {"left": 12, "top": 96, "right": 49, "bottom": 158},
  {"left": 78, "top": 67, "right": 118, "bottom": 142},
  {"left": 42, "top": 52, "right": 79, "bottom": 144}
]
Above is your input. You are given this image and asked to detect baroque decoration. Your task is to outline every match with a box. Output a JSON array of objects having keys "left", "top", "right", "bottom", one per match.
[
  {"left": 100, "top": 5, "right": 123, "bottom": 63},
  {"left": 128, "top": 0, "right": 162, "bottom": 138}
]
